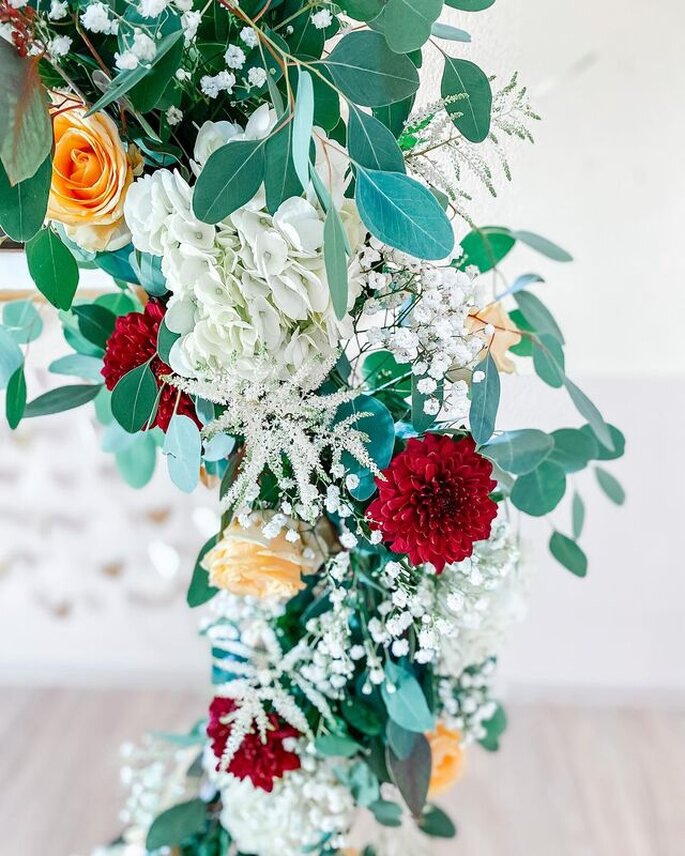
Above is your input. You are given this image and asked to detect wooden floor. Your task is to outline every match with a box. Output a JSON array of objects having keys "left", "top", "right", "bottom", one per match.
[{"left": 0, "top": 688, "right": 683, "bottom": 856}]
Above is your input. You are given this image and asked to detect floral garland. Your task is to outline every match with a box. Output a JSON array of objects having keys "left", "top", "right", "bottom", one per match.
[{"left": 0, "top": 1, "right": 626, "bottom": 854}]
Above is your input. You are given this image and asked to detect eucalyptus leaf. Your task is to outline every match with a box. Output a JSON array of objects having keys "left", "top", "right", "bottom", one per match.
[
  {"left": 470, "top": 353, "right": 500, "bottom": 446},
  {"left": 381, "top": 0, "right": 442, "bottom": 54},
  {"left": 193, "top": 138, "right": 267, "bottom": 224},
  {"left": 73, "top": 304, "right": 117, "bottom": 350},
  {"left": 532, "top": 334, "right": 565, "bottom": 388},
  {"left": 315, "top": 733, "right": 362, "bottom": 758},
  {"left": 164, "top": 414, "right": 202, "bottom": 493},
  {"left": 482, "top": 429, "right": 553, "bottom": 475},
  {"left": 114, "top": 432, "right": 157, "bottom": 488},
  {"left": 382, "top": 661, "right": 435, "bottom": 733},
  {"left": 431, "top": 23, "right": 472, "bottom": 42},
  {"left": 595, "top": 467, "right": 626, "bottom": 506},
  {"left": 441, "top": 57, "right": 492, "bottom": 143},
  {"left": 146, "top": 799, "right": 207, "bottom": 851},
  {"left": 49, "top": 354, "right": 104, "bottom": 383},
  {"left": 549, "top": 531, "right": 588, "bottom": 577},
  {"left": 264, "top": 119, "right": 303, "bottom": 214},
  {"left": 419, "top": 805, "right": 457, "bottom": 838},
  {"left": 515, "top": 291, "right": 565, "bottom": 343},
  {"left": 111, "top": 362, "right": 159, "bottom": 433},
  {"left": 386, "top": 734, "right": 432, "bottom": 816},
  {"left": 25, "top": 229, "right": 79, "bottom": 311},
  {"left": 5, "top": 364, "right": 26, "bottom": 429},
  {"left": 369, "top": 799, "right": 403, "bottom": 828},
  {"left": 580, "top": 423, "right": 625, "bottom": 461},
  {"left": 2, "top": 300, "right": 42, "bottom": 344},
  {"left": 323, "top": 205, "right": 349, "bottom": 321},
  {"left": 548, "top": 428, "right": 598, "bottom": 474},
  {"left": 336, "top": 395, "right": 395, "bottom": 501},
  {"left": 0, "top": 154, "right": 50, "bottom": 241},
  {"left": 24, "top": 384, "right": 102, "bottom": 418},
  {"left": 293, "top": 70, "right": 315, "bottom": 189},
  {"left": 348, "top": 105, "right": 405, "bottom": 173},
  {"left": 187, "top": 534, "right": 220, "bottom": 608},
  {"left": 446, "top": 0, "right": 496, "bottom": 9},
  {"left": 510, "top": 461, "right": 567, "bottom": 516},
  {"left": 564, "top": 377, "right": 614, "bottom": 452},
  {"left": 572, "top": 492, "right": 585, "bottom": 539},
  {"left": 0, "top": 328, "right": 23, "bottom": 390},
  {"left": 459, "top": 226, "right": 515, "bottom": 272},
  {"left": 513, "top": 230, "right": 573, "bottom": 262}
]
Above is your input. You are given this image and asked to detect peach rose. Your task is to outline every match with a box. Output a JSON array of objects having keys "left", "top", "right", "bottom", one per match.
[
  {"left": 47, "top": 104, "right": 138, "bottom": 252},
  {"left": 468, "top": 302, "right": 522, "bottom": 373},
  {"left": 426, "top": 724, "right": 466, "bottom": 797},
  {"left": 202, "top": 512, "right": 330, "bottom": 600}
]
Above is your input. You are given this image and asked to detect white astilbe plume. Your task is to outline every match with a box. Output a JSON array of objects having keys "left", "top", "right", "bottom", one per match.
[{"left": 167, "top": 361, "right": 383, "bottom": 521}]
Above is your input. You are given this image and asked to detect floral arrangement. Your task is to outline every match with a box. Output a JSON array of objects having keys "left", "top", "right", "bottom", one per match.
[{"left": 0, "top": 0, "right": 626, "bottom": 854}]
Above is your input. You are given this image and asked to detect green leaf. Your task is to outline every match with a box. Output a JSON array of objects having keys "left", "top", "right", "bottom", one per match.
[
  {"left": 0, "top": 40, "right": 52, "bottom": 185},
  {"left": 369, "top": 799, "right": 403, "bottom": 827},
  {"left": 264, "top": 119, "right": 303, "bottom": 214},
  {"left": 580, "top": 423, "right": 625, "bottom": 461},
  {"left": 532, "top": 334, "right": 565, "bottom": 388},
  {"left": 595, "top": 467, "right": 626, "bottom": 506},
  {"left": 193, "top": 138, "right": 267, "bottom": 224},
  {"left": 512, "top": 230, "right": 573, "bottom": 262},
  {"left": 374, "top": 95, "right": 416, "bottom": 138},
  {"left": 348, "top": 105, "right": 405, "bottom": 172},
  {"left": 146, "top": 799, "right": 207, "bottom": 851},
  {"left": 87, "top": 30, "right": 185, "bottom": 115},
  {"left": 163, "top": 414, "right": 201, "bottom": 493},
  {"left": 355, "top": 167, "right": 454, "bottom": 260},
  {"left": 5, "top": 364, "right": 26, "bottom": 429},
  {"left": 0, "top": 154, "right": 50, "bottom": 241},
  {"left": 470, "top": 353, "right": 500, "bottom": 445},
  {"left": 342, "top": 697, "right": 384, "bottom": 736},
  {"left": 187, "top": 534, "right": 220, "bottom": 608},
  {"left": 315, "top": 733, "right": 362, "bottom": 758},
  {"left": 446, "top": 0, "right": 496, "bottom": 9},
  {"left": 340, "top": 0, "right": 385, "bottom": 21},
  {"left": 386, "top": 720, "right": 418, "bottom": 760},
  {"left": 382, "top": 661, "right": 435, "bottom": 733},
  {"left": 572, "top": 492, "right": 585, "bottom": 539},
  {"left": 2, "top": 300, "right": 43, "bottom": 344},
  {"left": 563, "top": 377, "right": 614, "bottom": 452},
  {"left": 25, "top": 229, "right": 79, "bottom": 311},
  {"left": 510, "top": 461, "right": 567, "bottom": 516},
  {"left": 549, "top": 531, "right": 588, "bottom": 577},
  {"left": 515, "top": 291, "right": 565, "bottom": 343},
  {"left": 381, "top": 0, "right": 443, "bottom": 54},
  {"left": 548, "top": 428, "right": 598, "bottom": 474},
  {"left": 95, "top": 291, "right": 138, "bottom": 317},
  {"left": 363, "top": 350, "right": 411, "bottom": 394},
  {"left": 323, "top": 205, "right": 349, "bottom": 320},
  {"left": 128, "top": 31, "right": 184, "bottom": 112},
  {"left": 24, "top": 384, "right": 102, "bottom": 418},
  {"left": 131, "top": 250, "right": 167, "bottom": 296},
  {"left": 482, "top": 429, "right": 554, "bottom": 475},
  {"left": 337, "top": 395, "right": 395, "bottom": 500},
  {"left": 48, "top": 353, "right": 104, "bottom": 383},
  {"left": 458, "top": 226, "right": 515, "bottom": 272},
  {"left": 293, "top": 70, "right": 315, "bottom": 189},
  {"left": 478, "top": 703, "right": 507, "bottom": 751},
  {"left": 419, "top": 805, "right": 457, "bottom": 838},
  {"left": 111, "top": 362, "right": 159, "bottom": 433},
  {"left": 157, "top": 319, "right": 180, "bottom": 364},
  {"left": 0, "top": 328, "right": 24, "bottom": 390},
  {"left": 441, "top": 57, "right": 492, "bottom": 143},
  {"left": 114, "top": 431, "right": 157, "bottom": 488},
  {"left": 73, "top": 304, "right": 117, "bottom": 350},
  {"left": 323, "top": 31, "right": 420, "bottom": 107},
  {"left": 386, "top": 734, "right": 432, "bottom": 816},
  {"left": 431, "top": 23, "right": 472, "bottom": 42}
]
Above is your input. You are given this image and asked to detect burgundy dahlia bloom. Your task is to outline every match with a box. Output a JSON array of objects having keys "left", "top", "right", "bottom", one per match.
[
  {"left": 367, "top": 434, "right": 498, "bottom": 572},
  {"left": 101, "top": 299, "right": 197, "bottom": 432},
  {"left": 207, "top": 696, "right": 302, "bottom": 792}
]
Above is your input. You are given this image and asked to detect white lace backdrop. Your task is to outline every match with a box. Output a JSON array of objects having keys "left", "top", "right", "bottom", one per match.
[{"left": 0, "top": 0, "right": 683, "bottom": 700}]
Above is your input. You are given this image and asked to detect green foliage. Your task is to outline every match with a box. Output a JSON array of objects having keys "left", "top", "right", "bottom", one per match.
[
  {"left": 49, "top": 354, "right": 104, "bottom": 383},
  {"left": 293, "top": 70, "right": 315, "bottom": 189},
  {"left": 348, "top": 105, "right": 406, "bottom": 173},
  {"left": 446, "top": 0, "right": 496, "bottom": 9},
  {"left": 431, "top": 23, "right": 472, "bottom": 42},
  {"left": 512, "top": 230, "right": 573, "bottom": 262},
  {"left": 419, "top": 805, "right": 458, "bottom": 838},
  {"left": 369, "top": 799, "right": 403, "bottom": 827},
  {"left": 478, "top": 702, "right": 507, "bottom": 750},
  {"left": 25, "top": 229, "right": 79, "bottom": 312},
  {"left": 459, "top": 227, "right": 515, "bottom": 273},
  {"left": 5, "top": 364, "right": 26, "bottom": 429},
  {"left": 563, "top": 377, "right": 614, "bottom": 452},
  {"left": 264, "top": 120, "right": 303, "bottom": 214},
  {"left": 146, "top": 798, "right": 207, "bottom": 851},
  {"left": 0, "top": 39, "right": 52, "bottom": 185},
  {"left": 411, "top": 373, "right": 443, "bottom": 433},
  {"left": 111, "top": 362, "right": 159, "bottom": 433},
  {"left": 323, "top": 205, "right": 349, "bottom": 320},
  {"left": 0, "top": 327, "right": 23, "bottom": 390},
  {"left": 441, "top": 57, "right": 492, "bottom": 143},
  {"left": 581, "top": 423, "right": 624, "bottom": 460},
  {"left": 381, "top": 661, "right": 435, "bottom": 733},
  {"left": 315, "top": 733, "right": 362, "bottom": 758},
  {"left": 163, "top": 414, "right": 202, "bottom": 493},
  {"left": 2, "top": 300, "right": 43, "bottom": 344},
  {"left": 386, "top": 733, "right": 432, "bottom": 816},
  {"left": 470, "top": 353, "right": 500, "bottom": 445},
  {"left": 380, "top": 0, "right": 443, "bottom": 54},
  {"left": 483, "top": 429, "right": 554, "bottom": 475},
  {"left": 73, "top": 304, "right": 117, "bottom": 351},
  {"left": 193, "top": 138, "right": 267, "bottom": 224},
  {"left": 323, "top": 31, "right": 420, "bottom": 107},
  {"left": 595, "top": 467, "right": 626, "bottom": 506},
  {"left": 157, "top": 319, "right": 180, "bottom": 364},
  {"left": 24, "top": 384, "right": 102, "bottom": 418},
  {"left": 515, "top": 291, "right": 564, "bottom": 343},
  {"left": 336, "top": 395, "right": 395, "bottom": 500},
  {"left": 0, "top": 155, "right": 51, "bottom": 242},
  {"left": 114, "top": 431, "right": 158, "bottom": 489},
  {"left": 572, "top": 492, "right": 585, "bottom": 539},
  {"left": 548, "top": 428, "right": 598, "bottom": 474},
  {"left": 510, "top": 461, "right": 567, "bottom": 516},
  {"left": 355, "top": 167, "right": 455, "bottom": 259},
  {"left": 187, "top": 534, "right": 220, "bottom": 608},
  {"left": 549, "top": 531, "right": 588, "bottom": 577}
]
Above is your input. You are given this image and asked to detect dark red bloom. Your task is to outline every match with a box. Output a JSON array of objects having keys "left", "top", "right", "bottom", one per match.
[
  {"left": 367, "top": 434, "right": 498, "bottom": 572},
  {"left": 207, "top": 696, "right": 302, "bottom": 792},
  {"left": 101, "top": 299, "right": 197, "bottom": 432}
]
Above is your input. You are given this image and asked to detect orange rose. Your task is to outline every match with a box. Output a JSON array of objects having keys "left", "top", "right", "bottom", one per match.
[
  {"left": 468, "top": 302, "right": 522, "bottom": 373},
  {"left": 202, "top": 512, "right": 330, "bottom": 600},
  {"left": 426, "top": 724, "right": 466, "bottom": 797},
  {"left": 47, "top": 103, "right": 138, "bottom": 252}
]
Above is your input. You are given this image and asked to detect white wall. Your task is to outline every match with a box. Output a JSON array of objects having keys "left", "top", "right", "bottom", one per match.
[{"left": 1, "top": 1, "right": 684, "bottom": 699}]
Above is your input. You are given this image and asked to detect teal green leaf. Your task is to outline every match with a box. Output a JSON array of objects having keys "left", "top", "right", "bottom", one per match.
[
  {"left": 550, "top": 531, "right": 588, "bottom": 577},
  {"left": 374, "top": 95, "right": 416, "bottom": 138},
  {"left": 264, "top": 119, "right": 303, "bottom": 214},
  {"left": 323, "top": 31, "right": 420, "bottom": 107},
  {"left": 49, "top": 354, "right": 104, "bottom": 383},
  {"left": 2, "top": 300, "right": 43, "bottom": 344},
  {"left": 0, "top": 328, "right": 23, "bottom": 390},
  {"left": 458, "top": 226, "right": 515, "bottom": 272},
  {"left": 563, "top": 377, "right": 614, "bottom": 452},
  {"left": 315, "top": 733, "right": 362, "bottom": 759},
  {"left": 340, "top": 0, "right": 385, "bottom": 21},
  {"left": 131, "top": 251, "right": 167, "bottom": 296},
  {"left": 24, "top": 384, "right": 102, "bottom": 418},
  {"left": 441, "top": 57, "right": 492, "bottom": 143},
  {"left": 5, "top": 364, "right": 26, "bottom": 429},
  {"left": 431, "top": 23, "right": 472, "bottom": 42},
  {"left": 513, "top": 230, "right": 573, "bottom": 262},
  {"left": 363, "top": 351, "right": 411, "bottom": 394},
  {"left": 203, "top": 432, "right": 234, "bottom": 462},
  {"left": 580, "top": 423, "right": 625, "bottom": 461},
  {"left": 337, "top": 395, "right": 395, "bottom": 500},
  {"left": 515, "top": 291, "right": 565, "bottom": 343},
  {"left": 381, "top": 0, "right": 443, "bottom": 54},
  {"left": 111, "top": 362, "right": 159, "bottom": 433},
  {"left": 386, "top": 734, "right": 432, "bottom": 816},
  {"left": 369, "top": 799, "right": 403, "bottom": 827},
  {"left": 25, "top": 229, "right": 79, "bottom": 311},
  {"left": 73, "top": 304, "right": 117, "bottom": 350},
  {"left": 355, "top": 167, "right": 454, "bottom": 259},
  {"left": 95, "top": 291, "right": 137, "bottom": 317},
  {"left": 187, "top": 535, "right": 220, "bottom": 608},
  {"left": 293, "top": 70, "right": 315, "bottom": 189},
  {"left": 572, "top": 492, "right": 585, "bottom": 539},
  {"left": 146, "top": 799, "right": 207, "bottom": 851},
  {"left": 595, "top": 467, "right": 626, "bottom": 506},
  {"left": 482, "top": 429, "right": 553, "bottom": 475},
  {"left": 446, "top": 0, "right": 496, "bottom": 9},
  {"left": 548, "top": 428, "right": 598, "bottom": 474},
  {"left": 0, "top": 154, "right": 50, "bottom": 241},
  {"left": 479, "top": 702, "right": 507, "bottom": 751},
  {"left": 163, "top": 414, "right": 201, "bottom": 493},
  {"left": 419, "top": 805, "right": 457, "bottom": 838},
  {"left": 532, "top": 334, "right": 565, "bottom": 388},
  {"left": 0, "top": 39, "right": 52, "bottom": 185},
  {"left": 382, "top": 661, "right": 435, "bottom": 733},
  {"left": 193, "top": 138, "right": 267, "bottom": 224},
  {"left": 348, "top": 105, "right": 405, "bottom": 172},
  {"left": 114, "top": 432, "right": 157, "bottom": 489},
  {"left": 157, "top": 319, "right": 180, "bottom": 364},
  {"left": 386, "top": 720, "right": 418, "bottom": 760},
  {"left": 323, "top": 205, "right": 349, "bottom": 320},
  {"left": 510, "top": 461, "right": 567, "bottom": 516},
  {"left": 470, "top": 353, "right": 500, "bottom": 445}
]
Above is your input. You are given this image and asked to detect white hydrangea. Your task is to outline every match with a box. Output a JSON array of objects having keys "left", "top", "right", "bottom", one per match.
[
  {"left": 217, "top": 757, "right": 355, "bottom": 856},
  {"left": 124, "top": 106, "right": 365, "bottom": 385}
]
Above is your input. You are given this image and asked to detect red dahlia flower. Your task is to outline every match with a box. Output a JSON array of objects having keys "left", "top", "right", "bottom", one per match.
[
  {"left": 101, "top": 299, "right": 197, "bottom": 432},
  {"left": 207, "top": 696, "right": 302, "bottom": 792},
  {"left": 367, "top": 434, "right": 498, "bottom": 572}
]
